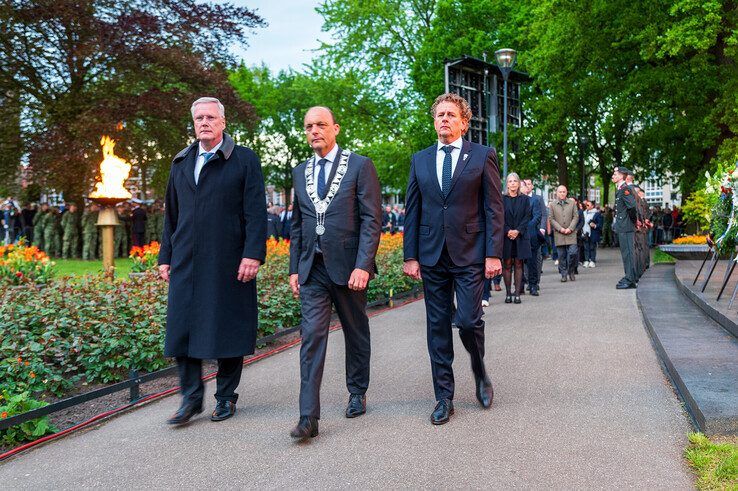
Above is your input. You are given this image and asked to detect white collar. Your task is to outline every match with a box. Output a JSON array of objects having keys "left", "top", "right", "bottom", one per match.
[
  {"left": 437, "top": 136, "right": 463, "bottom": 151},
  {"left": 199, "top": 139, "right": 223, "bottom": 156},
  {"left": 314, "top": 144, "right": 339, "bottom": 163}
]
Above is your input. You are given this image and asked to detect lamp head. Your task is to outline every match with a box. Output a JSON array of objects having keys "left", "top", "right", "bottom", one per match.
[{"left": 495, "top": 48, "right": 517, "bottom": 69}]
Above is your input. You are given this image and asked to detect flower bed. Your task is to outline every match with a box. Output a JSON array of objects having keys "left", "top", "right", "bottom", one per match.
[
  {"left": 129, "top": 241, "right": 160, "bottom": 272},
  {"left": 0, "top": 233, "right": 417, "bottom": 445},
  {"left": 0, "top": 240, "right": 55, "bottom": 286},
  {"left": 673, "top": 235, "right": 709, "bottom": 245}
]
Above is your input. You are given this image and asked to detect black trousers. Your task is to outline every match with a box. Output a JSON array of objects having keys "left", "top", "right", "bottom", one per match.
[
  {"left": 176, "top": 356, "right": 243, "bottom": 407},
  {"left": 298, "top": 255, "right": 371, "bottom": 418},
  {"left": 525, "top": 239, "right": 542, "bottom": 288},
  {"left": 420, "top": 246, "right": 487, "bottom": 401},
  {"left": 618, "top": 231, "right": 637, "bottom": 285}
]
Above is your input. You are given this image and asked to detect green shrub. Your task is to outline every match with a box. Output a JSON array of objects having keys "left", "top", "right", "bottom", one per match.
[{"left": 0, "top": 391, "right": 56, "bottom": 446}]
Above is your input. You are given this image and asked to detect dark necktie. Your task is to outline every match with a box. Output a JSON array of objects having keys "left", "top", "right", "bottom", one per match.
[
  {"left": 441, "top": 145, "right": 454, "bottom": 197},
  {"left": 317, "top": 158, "right": 328, "bottom": 199}
]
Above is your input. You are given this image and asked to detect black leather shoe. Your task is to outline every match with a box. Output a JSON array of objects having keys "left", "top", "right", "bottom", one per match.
[
  {"left": 290, "top": 416, "right": 319, "bottom": 439},
  {"left": 616, "top": 282, "right": 637, "bottom": 289},
  {"left": 431, "top": 399, "right": 454, "bottom": 425},
  {"left": 167, "top": 402, "right": 203, "bottom": 425},
  {"left": 210, "top": 400, "right": 236, "bottom": 422},
  {"left": 475, "top": 377, "right": 494, "bottom": 408},
  {"left": 530, "top": 288, "right": 539, "bottom": 296},
  {"left": 504, "top": 295, "right": 513, "bottom": 303},
  {"left": 561, "top": 276, "right": 567, "bottom": 282},
  {"left": 345, "top": 394, "right": 366, "bottom": 418},
  {"left": 569, "top": 273, "right": 576, "bottom": 281},
  {"left": 513, "top": 295, "right": 521, "bottom": 304}
]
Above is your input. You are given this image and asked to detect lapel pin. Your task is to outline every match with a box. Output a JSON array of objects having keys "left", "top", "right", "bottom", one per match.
[{"left": 463, "top": 154, "right": 468, "bottom": 161}]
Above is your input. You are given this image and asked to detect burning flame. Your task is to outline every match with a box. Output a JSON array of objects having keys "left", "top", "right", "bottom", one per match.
[{"left": 89, "top": 136, "right": 132, "bottom": 199}]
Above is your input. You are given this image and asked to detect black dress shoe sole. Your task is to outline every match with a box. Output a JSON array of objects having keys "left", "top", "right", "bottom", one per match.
[
  {"left": 290, "top": 428, "right": 319, "bottom": 439},
  {"left": 210, "top": 407, "right": 236, "bottom": 422},
  {"left": 431, "top": 407, "right": 454, "bottom": 425},
  {"left": 345, "top": 409, "right": 366, "bottom": 418}
]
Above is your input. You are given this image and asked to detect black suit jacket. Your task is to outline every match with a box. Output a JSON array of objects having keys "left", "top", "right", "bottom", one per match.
[
  {"left": 131, "top": 207, "right": 147, "bottom": 234},
  {"left": 403, "top": 139, "right": 504, "bottom": 267},
  {"left": 289, "top": 147, "right": 382, "bottom": 285}
]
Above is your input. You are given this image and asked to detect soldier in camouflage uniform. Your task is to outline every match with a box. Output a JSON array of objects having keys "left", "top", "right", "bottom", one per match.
[
  {"left": 32, "top": 203, "right": 49, "bottom": 250},
  {"left": 113, "top": 204, "right": 130, "bottom": 258},
  {"left": 61, "top": 203, "right": 81, "bottom": 259},
  {"left": 81, "top": 203, "right": 100, "bottom": 260},
  {"left": 43, "top": 207, "right": 62, "bottom": 257}
]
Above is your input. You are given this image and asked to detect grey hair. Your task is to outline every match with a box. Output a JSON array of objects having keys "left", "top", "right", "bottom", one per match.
[
  {"left": 506, "top": 172, "right": 521, "bottom": 183},
  {"left": 191, "top": 97, "right": 225, "bottom": 118}
]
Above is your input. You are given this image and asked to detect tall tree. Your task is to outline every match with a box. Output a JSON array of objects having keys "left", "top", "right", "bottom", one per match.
[{"left": 0, "top": 0, "right": 265, "bottom": 198}]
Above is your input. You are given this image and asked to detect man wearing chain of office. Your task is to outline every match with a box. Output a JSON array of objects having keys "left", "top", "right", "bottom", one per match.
[{"left": 288, "top": 106, "right": 382, "bottom": 440}]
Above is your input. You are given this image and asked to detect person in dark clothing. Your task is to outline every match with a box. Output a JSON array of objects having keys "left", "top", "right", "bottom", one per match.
[
  {"left": 582, "top": 200, "right": 603, "bottom": 267},
  {"left": 266, "top": 206, "right": 281, "bottom": 239},
  {"left": 501, "top": 173, "right": 532, "bottom": 304},
  {"left": 21, "top": 203, "right": 36, "bottom": 243},
  {"left": 381, "top": 205, "right": 397, "bottom": 233},
  {"left": 130, "top": 203, "right": 147, "bottom": 247},
  {"left": 280, "top": 204, "right": 293, "bottom": 239}
]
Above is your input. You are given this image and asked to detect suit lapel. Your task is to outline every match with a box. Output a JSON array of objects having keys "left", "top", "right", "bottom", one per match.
[
  {"left": 447, "top": 139, "right": 472, "bottom": 198},
  {"left": 325, "top": 146, "right": 341, "bottom": 186},
  {"left": 424, "top": 145, "right": 445, "bottom": 200}
]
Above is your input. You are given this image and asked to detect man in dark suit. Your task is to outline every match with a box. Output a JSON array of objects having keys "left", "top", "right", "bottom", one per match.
[
  {"left": 130, "top": 203, "right": 147, "bottom": 247},
  {"left": 158, "top": 97, "right": 267, "bottom": 425},
  {"left": 288, "top": 106, "right": 382, "bottom": 440},
  {"left": 280, "top": 204, "right": 293, "bottom": 239},
  {"left": 403, "top": 93, "right": 504, "bottom": 425}
]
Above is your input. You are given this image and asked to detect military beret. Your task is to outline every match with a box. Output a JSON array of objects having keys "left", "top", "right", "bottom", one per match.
[{"left": 614, "top": 166, "right": 633, "bottom": 176}]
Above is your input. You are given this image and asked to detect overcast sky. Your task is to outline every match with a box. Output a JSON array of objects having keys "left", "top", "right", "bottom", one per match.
[{"left": 233, "top": 1, "right": 327, "bottom": 72}]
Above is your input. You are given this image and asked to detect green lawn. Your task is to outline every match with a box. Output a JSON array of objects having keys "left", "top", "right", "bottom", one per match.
[
  {"left": 685, "top": 432, "right": 738, "bottom": 490},
  {"left": 52, "top": 258, "right": 135, "bottom": 277},
  {"left": 653, "top": 248, "right": 676, "bottom": 265}
]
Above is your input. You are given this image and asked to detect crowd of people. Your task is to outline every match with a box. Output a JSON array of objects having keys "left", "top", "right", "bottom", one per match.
[{"left": 1, "top": 197, "right": 165, "bottom": 259}]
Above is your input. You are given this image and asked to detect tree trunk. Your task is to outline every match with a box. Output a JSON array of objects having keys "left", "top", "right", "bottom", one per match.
[{"left": 555, "top": 140, "right": 569, "bottom": 188}]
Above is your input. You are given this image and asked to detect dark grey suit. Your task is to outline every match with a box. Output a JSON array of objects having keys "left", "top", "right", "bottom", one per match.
[{"left": 289, "top": 146, "right": 382, "bottom": 418}]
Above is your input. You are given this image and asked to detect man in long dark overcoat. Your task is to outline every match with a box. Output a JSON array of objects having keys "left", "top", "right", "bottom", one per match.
[{"left": 158, "top": 97, "right": 267, "bottom": 425}]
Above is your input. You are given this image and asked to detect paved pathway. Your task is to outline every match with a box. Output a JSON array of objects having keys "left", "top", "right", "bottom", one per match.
[{"left": 1, "top": 249, "right": 694, "bottom": 489}]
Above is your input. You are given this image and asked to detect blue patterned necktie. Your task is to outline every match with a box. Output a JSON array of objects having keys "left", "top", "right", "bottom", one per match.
[
  {"left": 317, "top": 158, "right": 328, "bottom": 199},
  {"left": 441, "top": 145, "right": 454, "bottom": 197}
]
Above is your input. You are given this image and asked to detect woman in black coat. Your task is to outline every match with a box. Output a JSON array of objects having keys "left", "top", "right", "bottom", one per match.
[{"left": 502, "top": 172, "right": 532, "bottom": 304}]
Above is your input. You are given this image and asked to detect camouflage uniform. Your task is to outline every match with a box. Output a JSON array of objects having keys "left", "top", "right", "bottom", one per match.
[
  {"left": 114, "top": 209, "right": 129, "bottom": 258},
  {"left": 61, "top": 209, "right": 81, "bottom": 259},
  {"left": 43, "top": 208, "right": 62, "bottom": 257},
  {"left": 32, "top": 208, "right": 47, "bottom": 250},
  {"left": 81, "top": 208, "right": 99, "bottom": 260}
]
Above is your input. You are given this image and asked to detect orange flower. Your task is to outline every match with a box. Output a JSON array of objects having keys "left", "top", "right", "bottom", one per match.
[
  {"left": 24, "top": 361, "right": 29, "bottom": 366},
  {"left": 17, "top": 357, "right": 22, "bottom": 363},
  {"left": 29, "top": 372, "right": 36, "bottom": 378},
  {"left": 1, "top": 412, "right": 8, "bottom": 419}
]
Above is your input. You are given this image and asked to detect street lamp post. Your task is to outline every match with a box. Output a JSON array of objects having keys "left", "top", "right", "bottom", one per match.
[{"left": 495, "top": 48, "right": 517, "bottom": 182}]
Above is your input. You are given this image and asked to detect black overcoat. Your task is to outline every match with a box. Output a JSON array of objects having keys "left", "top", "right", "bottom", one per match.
[
  {"left": 158, "top": 134, "right": 267, "bottom": 359},
  {"left": 502, "top": 194, "right": 532, "bottom": 260}
]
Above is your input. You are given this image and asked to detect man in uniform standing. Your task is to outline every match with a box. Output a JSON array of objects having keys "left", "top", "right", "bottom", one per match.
[
  {"left": 81, "top": 203, "right": 99, "bottom": 260},
  {"left": 612, "top": 167, "right": 638, "bottom": 289},
  {"left": 32, "top": 203, "right": 48, "bottom": 251},
  {"left": 61, "top": 203, "right": 81, "bottom": 259}
]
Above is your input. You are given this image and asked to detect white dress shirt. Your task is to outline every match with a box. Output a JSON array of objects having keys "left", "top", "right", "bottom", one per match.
[
  {"left": 436, "top": 137, "right": 463, "bottom": 190},
  {"left": 313, "top": 144, "right": 339, "bottom": 185},
  {"left": 194, "top": 140, "right": 223, "bottom": 185}
]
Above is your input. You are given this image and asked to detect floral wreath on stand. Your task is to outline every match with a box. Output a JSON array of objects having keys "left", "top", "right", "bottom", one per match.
[{"left": 709, "top": 163, "right": 738, "bottom": 255}]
